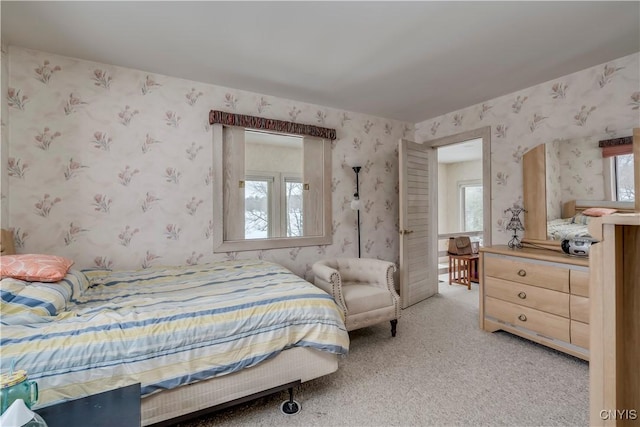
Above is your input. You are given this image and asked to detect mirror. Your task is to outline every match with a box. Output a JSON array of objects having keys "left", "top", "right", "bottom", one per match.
[
  {"left": 211, "top": 119, "right": 333, "bottom": 253},
  {"left": 523, "top": 129, "right": 638, "bottom": 247},
  {"left": 244, "top": 130, "right": 305, "bottom": 239}
]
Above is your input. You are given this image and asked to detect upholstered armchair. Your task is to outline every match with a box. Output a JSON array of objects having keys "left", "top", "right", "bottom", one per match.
[{"left": 312, "top": 258, "right": 400, "bottom": 337}]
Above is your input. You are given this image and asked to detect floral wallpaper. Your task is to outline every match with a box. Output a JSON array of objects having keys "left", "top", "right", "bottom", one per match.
[
  {"left": 5, "top": 46, "right": 639, "bottom": 273},
  {"left": 1, "top": 43, "right": 9, "bottom": 228},
  {"left": 545, "top": 141, "right": 562, "bottom": 220},
  {"left": 416, "top": 52, "right": 640, "bottom": 244},
  {"left": 558, "top": 134, "right": 608, "bottom": 204},
  {"left": 5, "top": 46, "right": 413, "bottom": 277}
]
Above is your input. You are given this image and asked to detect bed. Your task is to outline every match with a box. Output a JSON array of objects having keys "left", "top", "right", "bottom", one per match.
[
  {"left": 522, "top": 200, "right": 636, "bottom": 251},
  {"left": 545, "top": 200, "right": 636, "bottom": 241},
  {"left": 546, "top": 217, "right": 592, "bottom": 241},
  {"left": 0, "top": 235, "right": 349, "bottom": 425}
]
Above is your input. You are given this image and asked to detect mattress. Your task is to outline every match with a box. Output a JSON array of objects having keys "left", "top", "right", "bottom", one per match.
[
  {"left": 0, "top": 259, "right": 349, "bottom": 408},
  {"left": 547, "top": 218, "right": 591, "bottom": 241}
]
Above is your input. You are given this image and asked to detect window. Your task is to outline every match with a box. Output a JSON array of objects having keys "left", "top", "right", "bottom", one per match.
[
  {"left": 459, "top": 182, "right": 483, "bottom": 232},
  {"left": 614, "top": 154, "right": 635, "bottom": 201},
  {"left": 244, "top": 177, "right": 272, "bottom": 239},
  {"left": 243, "top": 173, "right": 303, "bottom": 239},
  {"left": 213, "top": 120, "right": 332, "bottom": 252},
  {"left": 600, "top": 136, "right": 634, "bottom": 203},
  {"left": 284, "top": 178, "right": 303, "bottom": 237}
]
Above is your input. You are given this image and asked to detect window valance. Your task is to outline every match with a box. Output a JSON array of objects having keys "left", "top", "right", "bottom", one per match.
[
  {"left": 209, "top": 110, "right": 337, "bottom": 140},
  {"left": 599, "top": 136, "right": 633, "bottom": 158}
]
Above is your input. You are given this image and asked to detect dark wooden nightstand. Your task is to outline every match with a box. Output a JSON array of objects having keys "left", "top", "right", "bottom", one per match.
[{"left": 36, "top": 383, "right": 140, "bottom": 427}]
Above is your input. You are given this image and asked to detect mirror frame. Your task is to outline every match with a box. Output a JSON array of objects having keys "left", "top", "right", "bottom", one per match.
[
  {"left": 209, "top": 111, "right": 335, "bottom": 253},
  {"left": 522, "top": 128, "right": 639, "bottom": 249}
]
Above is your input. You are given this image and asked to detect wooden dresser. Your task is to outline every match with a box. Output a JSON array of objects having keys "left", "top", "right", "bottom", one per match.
[
  {"left": 588, "top": 214, "right": 640, "bottom": 426},
  {"left": 479, "top": 245, "right": 589, "bottom": 360}
]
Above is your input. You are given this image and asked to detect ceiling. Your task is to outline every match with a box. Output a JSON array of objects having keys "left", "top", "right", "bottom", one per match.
[
  {"left": 438, "top": 138, "right": 482, "bottom": 164},
  {"left": 2, "top": 1, "right": 639, "bottom": 123},
  {"left": 246, "top": 129, "right": 302, "bottom": 149}
]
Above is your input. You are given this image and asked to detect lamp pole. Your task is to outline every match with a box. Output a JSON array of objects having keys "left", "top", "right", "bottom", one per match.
[{"left": 353, "top": 166, "right": 361, "bottom": 258}]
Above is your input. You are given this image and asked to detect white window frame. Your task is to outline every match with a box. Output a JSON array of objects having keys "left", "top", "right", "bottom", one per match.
[
  {"left": 246, "top": 171, "right": 302, "bottom": 238},
  {"left": 603, "top": 154, "right": 635, "bottom": 201},
  {"left": 282, "top": 175, "right": 303, "bottom": 237},
  {"left": 458, "top": 180, "right": 483, "bottom": 232},
  {"left": 245, "top": 174, "right": 276, "bottom": 238}
]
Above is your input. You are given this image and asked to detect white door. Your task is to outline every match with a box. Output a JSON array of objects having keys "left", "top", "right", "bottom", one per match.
[{"left": 399, "top": 139, "right": 438, "bottom": 308}]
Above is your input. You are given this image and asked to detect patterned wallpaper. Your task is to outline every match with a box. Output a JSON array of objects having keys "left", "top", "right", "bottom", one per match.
[
  {"left": 4, "top": 46, "right": 412, "bottom": 277},
  {"left": 416, "top": 52, "right": 640, "bottom": 244},
  {"left": 545, "top": 141, "right": 562, "bottom": 220},
  {"left": 4, "top": 46, "right": 639, "bottom": 273},
  {"left": 1, "top": 43, "right": 9, "bottom": 228},
  {"left": 558, "top": 134, "right": 607, "bottom": 204}
]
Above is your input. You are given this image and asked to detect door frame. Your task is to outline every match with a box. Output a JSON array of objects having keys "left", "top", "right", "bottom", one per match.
[{"left": 426, "top": 126, "right": 492, "bottom": 247}]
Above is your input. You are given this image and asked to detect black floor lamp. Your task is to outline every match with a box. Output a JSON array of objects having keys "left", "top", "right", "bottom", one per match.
[{"left": 350, "top": 166, "right": 362, "bottom": 258}]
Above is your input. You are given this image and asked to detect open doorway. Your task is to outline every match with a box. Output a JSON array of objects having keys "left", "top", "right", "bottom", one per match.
[
  {"left": 425, "top": 127, "right": 491, "bottom": 289},
  {"left": 436, "top": 139, "right": 484, "bottom": 283}
]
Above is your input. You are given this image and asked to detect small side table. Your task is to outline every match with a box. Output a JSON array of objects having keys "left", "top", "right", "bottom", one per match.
[
  {"left": 36, "top": 383, "right": 140, "bottom": 427},
  {"left": 448, "top": 253, "right": 479, "bottom": 290}
]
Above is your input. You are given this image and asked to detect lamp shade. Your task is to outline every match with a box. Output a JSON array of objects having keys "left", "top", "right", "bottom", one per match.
[
  {"left": 350, "top": 198, "right": 362, "bottom": 210},
  {"left": 345, "top": 153, "right": 362, "bottom": 169}
]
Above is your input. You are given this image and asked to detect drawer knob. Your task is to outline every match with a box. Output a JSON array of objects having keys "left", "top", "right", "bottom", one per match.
[
  {"left": 518, "top": 291, "right": 527, "bottom": 299},
  {"left": 517, "top": 269, "right": 527, "bottom": 277},
  {"left": 518, "top": 314, "right": 527, "bottom": 322}
]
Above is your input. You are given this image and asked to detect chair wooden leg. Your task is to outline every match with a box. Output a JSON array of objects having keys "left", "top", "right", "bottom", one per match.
[{"left": 390, "top": 319, "right": 398, "bottom": 337}]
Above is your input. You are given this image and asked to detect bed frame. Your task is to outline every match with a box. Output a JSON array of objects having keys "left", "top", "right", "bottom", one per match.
[
  {"left": 0, "top": 229, "right": 340, "bottom": 426},
  {"left": 144, "top": 347, "right": 337, "bottom": 426},
  {"left": 561, "top": 199, "right": 636, "bottom": 218}
]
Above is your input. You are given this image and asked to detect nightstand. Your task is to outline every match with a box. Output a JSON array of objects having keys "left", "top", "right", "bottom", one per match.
[{"left": 36, "top": 383, "right": 140, "bottom": 427}]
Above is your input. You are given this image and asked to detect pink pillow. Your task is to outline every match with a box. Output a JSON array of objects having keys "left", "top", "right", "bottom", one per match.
[
  {"left": 581, "top": 207, "right": 617, "bottom": 217},
  {"left": 1, "top": 254, "right": 74, "bottom": 282}
]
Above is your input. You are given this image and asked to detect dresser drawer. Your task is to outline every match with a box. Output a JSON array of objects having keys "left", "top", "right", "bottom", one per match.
[
  {"left": 484, "top": 256, "right": 569, "bottom": 292},
  {"left": 570, "top": 295, "right": 589, "bottom": 324},
  {"left": 571, "top": 320, "right": 589, "bottom": 349},
  {"left": 570, "top": 270, "right": 589, "bottom": 297},
  {"left": 485, "top": 277, "right": 569, "bottom": 318},
  {"left": 485, "top": 296, "right": 570, "bottom": 342}
]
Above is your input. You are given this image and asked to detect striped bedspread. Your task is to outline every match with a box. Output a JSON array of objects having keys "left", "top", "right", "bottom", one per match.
[{"left": 0, "top": 259, "right": 349, "bottom": 408}]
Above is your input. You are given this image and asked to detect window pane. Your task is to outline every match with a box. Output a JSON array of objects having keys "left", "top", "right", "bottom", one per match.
[
  {"left": 245, "top": 180, "right": 270, "bottom": 239},
  {"left": 285, "top": 180, "right": 303, "bottom": 237},
  {"left": 616, "top": 154, "right": 635, "bottom": 201},
  {"left": 463, "top": 186, "right": 483, "bottom": 231}
]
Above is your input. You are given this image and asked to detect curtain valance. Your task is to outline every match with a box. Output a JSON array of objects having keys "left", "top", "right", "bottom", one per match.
[
  {"left": 209, "top": 110, "right": 337, "bottom": 140},
  {"left": 599, "top": 136, "right": 632, "bottom": 158}
]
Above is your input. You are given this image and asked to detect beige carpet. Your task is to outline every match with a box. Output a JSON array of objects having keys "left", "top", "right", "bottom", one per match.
[{"left": 176, "top": 282, "right": 588, "bottom": 427}]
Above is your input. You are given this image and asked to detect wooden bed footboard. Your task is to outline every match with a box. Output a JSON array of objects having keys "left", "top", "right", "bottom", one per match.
[{"left": 562, "top": 199, "right": 636, "bottom": 218}]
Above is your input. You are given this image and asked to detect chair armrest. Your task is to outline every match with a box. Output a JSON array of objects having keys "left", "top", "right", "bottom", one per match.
[
  {"left": 357, "top": 259, "right": 400, "bottom": 318},
  {"left": 312, "top": 263, "right": 339, "bottom": 287},
  {"left": 312, "top": 262, "right": 347, "bottom": 315},
  {"left": 372, "top": 260, "right": 398, "bottom": 294}
]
